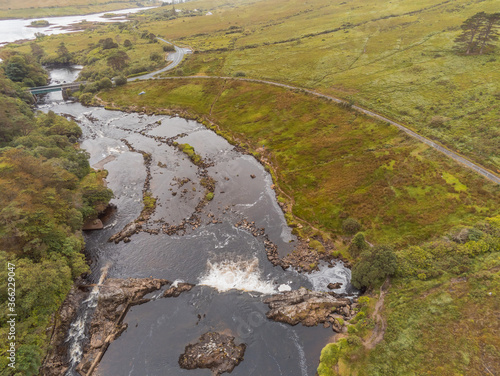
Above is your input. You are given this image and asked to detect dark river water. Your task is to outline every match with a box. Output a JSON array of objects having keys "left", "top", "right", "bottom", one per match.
[{"left": 36, "top": 60, "right": 354, "bottom": 376}]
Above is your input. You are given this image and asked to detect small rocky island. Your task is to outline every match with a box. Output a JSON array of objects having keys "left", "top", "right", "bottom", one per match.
[{"left": 179, "top": 332, "right": 246, "bottom": 375}]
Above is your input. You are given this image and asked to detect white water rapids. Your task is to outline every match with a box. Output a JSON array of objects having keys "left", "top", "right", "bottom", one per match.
[{"left": 199, "top": 258, "right": 280, "bottom": 295}]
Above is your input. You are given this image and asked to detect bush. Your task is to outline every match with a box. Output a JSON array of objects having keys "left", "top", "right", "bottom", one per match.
[
  {"left": 234, "top": 71, "right": 246, "bottom": 77},
  {"left": 98, "top": 77, "right": 113, "bottom": 90},
  {"left": 79, "top": 93, "right": 94, "bottom": 105},
  {"left": 348, "top": 232, "right": 369, "bottom": 258},
  {"left": 114, "top": 75, "right": 127, "bottom": 86},
  {"left": 342, "top": 217, "right": 361, "bottom": 235},
  {"left": 163, "top": 44, "right": 175, "bottom": 52},
  {"left": 123, "top": 39, "right": 132, "bottom": 48},
  {"left": 351, "top": 245, "right": 397, "bottom": 289},
  {"left": 82, "top": 83, "right": 99, "bottom": 94},
  {"left": 150, "top": 52, "right": 163, "bottom": 62},
  {"left": 206, "top": 192, "right": 214, "bottom": 201}
]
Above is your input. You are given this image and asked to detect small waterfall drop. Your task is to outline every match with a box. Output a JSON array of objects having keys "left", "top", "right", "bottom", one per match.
[
  {"left": 199, "top": 258, "right": 276, "bottom": 294},
  {"left": 65, "top": 264, "right": 110, "bottom": 375}
]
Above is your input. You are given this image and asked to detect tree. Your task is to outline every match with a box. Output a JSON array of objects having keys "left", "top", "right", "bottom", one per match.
[
  {"left": 351, "top": 245, "right": 397, "bottom": 289},
  {"left": 455, "top": 12, "right": 500, "bottom": 54},
  {"left": 114, "top": 75, "right": 128, "bottom": 86},
  {"left": 30, "top": 43, "right": 45, "bottom": 63},
  {"left": 56, "top": 42, "right": 72, "bottom": 64},
  {"left": 342, "top": 217, "right": 361, "bottom": 235},
  {"left": 99, "top": 37, "right": 118, "bottom": 50},
  {"left": 348, "top": 232, "right": 369, "bottom": 258},
  {"left": 106, "top": 50, "right": 130, "bottom": 71},
  {"left": 478, "top": 13, "right": 500, "bottom": 54}
]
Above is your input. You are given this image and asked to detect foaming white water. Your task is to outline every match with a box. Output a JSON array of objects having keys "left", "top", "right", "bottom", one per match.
[
  {"left": 306, "top": 262, "right": 351, "bottom": 293},
  {"left": 278, "top": 284, "right": 292, "bottom": 292},
  {"left": 199, "top": 258, "right": 276, "bottom": 294},
  {"left": 65, "top": 264, "right": 110, "bottom": 375}
]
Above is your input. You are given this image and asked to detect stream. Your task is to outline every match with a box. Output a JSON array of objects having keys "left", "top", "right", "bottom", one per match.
[{"left": 35, "top": 37, "right": 355, "bottom": 376}]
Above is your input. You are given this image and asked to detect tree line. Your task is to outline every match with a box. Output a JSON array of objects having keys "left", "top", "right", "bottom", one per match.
[{"left": 0, "top": 55, "right": 112, "bottom": 374}]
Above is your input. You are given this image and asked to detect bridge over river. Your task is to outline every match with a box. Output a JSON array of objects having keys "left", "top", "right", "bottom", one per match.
[{"left": 28, "top": 81, "right": 86, "bottom": 100}]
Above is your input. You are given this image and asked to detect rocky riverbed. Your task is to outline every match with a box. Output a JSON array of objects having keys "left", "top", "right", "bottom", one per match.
[{"left": 38, "top": 102, "right": 356, "bottom": 376}]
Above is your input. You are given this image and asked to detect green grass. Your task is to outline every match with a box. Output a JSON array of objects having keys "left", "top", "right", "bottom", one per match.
[
  {"left": 138, "top": 0, "right": 500, "bottom": 172},
  {"left": 99, "top": 78, "right": 500, "bottom": 245},
  {"left": 345, "top": 251, "right": 500, "bottom": 376}
]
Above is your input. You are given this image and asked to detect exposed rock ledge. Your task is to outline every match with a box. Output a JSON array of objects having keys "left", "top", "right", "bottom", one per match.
[
  {"left": 264, "top": 287, "right": 354, "bottom": 331},
  {"left": 76, "top": 278, "right": 169, "bottom": 375},
  {"left": 179, "top": 332, "right": 246, "bottom": 375},
  {"left": 42, "top": 277, "right": 196, "bottom": 376}
]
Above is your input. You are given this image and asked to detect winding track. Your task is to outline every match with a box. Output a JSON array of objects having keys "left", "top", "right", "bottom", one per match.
[
  {"left": 127, "top": 37, "right": 191, "bottom": 81},
  {"left": 132, "top": 40, "right": 500, "bottom": 185}
]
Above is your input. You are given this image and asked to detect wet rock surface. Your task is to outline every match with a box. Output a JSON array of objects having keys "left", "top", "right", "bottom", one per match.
[
  {"left": 179, "top": 332, "right": 246, "bottom": 375},
  {"left": 163, "top": 282, "right": 195, "bottom": 297},
  {"left": 328, "top": 282, "right": 342, "bottom": 290},
  {"left": 264, "top": 287, "right": 353, "bottom": 328},
  {"left": 40, "top": 281, "right": 89, "bottom": 376},
  {"left": 76, "top": 278, "right": 169, "bottom": 375}
]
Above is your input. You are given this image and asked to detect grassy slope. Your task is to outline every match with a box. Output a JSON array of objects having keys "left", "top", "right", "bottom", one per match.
[
  {"left": 0, "top": 0, "right": 158, "bottom": 19},
  {"left": 99, "top": 78, "right": 500, "bottom": 245},
  {"left": 141, "top": 0, "right": 500, "bottom": 172},
  {"left": 334, "top": 248, "right": 500, "bottom": 376}
]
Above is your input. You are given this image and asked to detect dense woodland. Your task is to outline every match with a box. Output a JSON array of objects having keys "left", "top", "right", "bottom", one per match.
[{"left": 0, "top": 56, "right": 112, "bottom": 374}]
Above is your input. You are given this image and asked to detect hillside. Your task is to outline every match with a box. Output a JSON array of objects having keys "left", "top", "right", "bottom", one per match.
[{"left": 137, "top": 0, "right": 500, "bottom": 172}]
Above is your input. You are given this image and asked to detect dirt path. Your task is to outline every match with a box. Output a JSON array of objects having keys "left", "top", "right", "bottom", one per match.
[
  {"left": 364, "top": 277, "right": 390, "bottom": 349},
  {"left": 150, "top": 75, "right": 500, "bottom": 186}
]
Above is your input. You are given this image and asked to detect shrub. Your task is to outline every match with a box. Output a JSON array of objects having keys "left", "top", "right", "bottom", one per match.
[
  {"left": 79, "top": 93, "right": 94, "bottom": 105},
  {"left": 114, "top": 75, "right": 127, "bottom": 86},
  {"left": 206, "top": 192, "right": 214, "bottom": 201},
  {"left": 234, "top": 71, "right": 246, "bottom": 77},
  {"left": 150, "top": 52, "right": 163, "bottom": 62},
  {"left": 342, "top": 217, "right": 361, "bottom": 235},
  {"left": 98, "top": 77, "right": 113, "bottom": 90},
  {"left": 351, "top": 245, "right": 397, "bottom": 289},
  {"left": 163, "top": 44, "right": 175, "bottom": 52},
  {"left": 348, "top": 232, "right": 369, "bottom": 258},
  {"left": 123, "top": 39, "right": 132, "bottom": 48}
]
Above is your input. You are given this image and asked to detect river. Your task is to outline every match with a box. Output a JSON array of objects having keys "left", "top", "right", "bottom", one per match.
[
  {"left": 7, "top": 9, "right": 354, "bottom": 375},
  {"left": 0, "top": 6, "right": 155, "bottom": 46}
]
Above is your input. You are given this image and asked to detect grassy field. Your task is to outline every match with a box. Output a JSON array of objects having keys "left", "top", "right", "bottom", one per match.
[
  {"left": 98, "top": 78, "right": 500, "bottom": 246},
  {"left": 0, "top": 0, "right": 159, "bottom": 19},
  {"left": 136, "top": 0, "right": 500, "bottom": 173}
]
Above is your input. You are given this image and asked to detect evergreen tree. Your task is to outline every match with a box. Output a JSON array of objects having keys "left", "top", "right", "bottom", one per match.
[
  {"left": 455, "top": 12, "right": 500, "bottom": 54},
  {"left": 454, "top": 12, "right": 486, "bottom": 55},
  {"left": 478, "top": 13, "right": 500, "bottom": 54}
]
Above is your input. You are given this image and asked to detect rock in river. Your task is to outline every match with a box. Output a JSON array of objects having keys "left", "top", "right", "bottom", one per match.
[
  {"left": 179, "top": 332, "right": 246, "bottom": 375},
  {"left": 264, "top": 287, "right": 352, "bottom": 327}
]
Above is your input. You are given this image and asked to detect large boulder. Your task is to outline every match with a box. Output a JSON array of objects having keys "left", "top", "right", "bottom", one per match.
[{"left": 179, "top": 332, "right": 246, "bottom": 375}]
